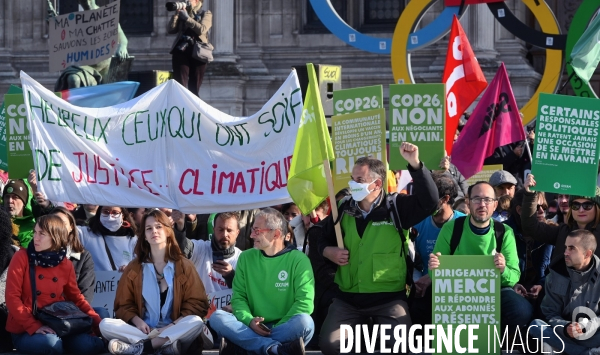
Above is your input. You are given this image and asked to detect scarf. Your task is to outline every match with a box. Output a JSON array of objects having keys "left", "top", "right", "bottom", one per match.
[
  {"left": 27, "top": 243, "right": 67, "bottom": 268},
  {"left": 211, "top": 236, "right": 236, "bottom": 260}
]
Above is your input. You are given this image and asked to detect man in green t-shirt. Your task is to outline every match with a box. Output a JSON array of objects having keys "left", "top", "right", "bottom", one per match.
[
  {"left": 210, "top": 208, "right": 315, "bottom": 355},
  {"left": 429, "top": 181, "right": 533, "bottom": 335}
]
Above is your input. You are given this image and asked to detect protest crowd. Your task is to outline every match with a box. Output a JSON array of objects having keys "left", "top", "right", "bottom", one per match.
[{"left": 3, "top": 4, "right": 600, "bottom": 355}]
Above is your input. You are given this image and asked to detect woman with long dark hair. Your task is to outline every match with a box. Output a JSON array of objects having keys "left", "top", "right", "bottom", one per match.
[{"left": 100, "top": 209, "right": 212, "bottom": 355}]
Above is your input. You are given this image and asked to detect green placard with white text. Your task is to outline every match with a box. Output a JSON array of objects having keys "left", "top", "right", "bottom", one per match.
[
  {"left": 389, "top": 84, "right": 445, "bottom": 170},
  {"left": 331, "top": 108, "right": 387, "bottom": 194},
  {"left": 432, "top": 255, "right": 500, "bottom": 355},
  {"left": 0, "top": 85, "right": 23, "bottom": 171},
  {"left": 333, "top": 85, "right": 383, "bottom": 115},
  {"left": 532, "top": 93, "right": 600, "bottom": 196},
  {"left": 5, "top": 93, "right": 34, "bottom": 179}
]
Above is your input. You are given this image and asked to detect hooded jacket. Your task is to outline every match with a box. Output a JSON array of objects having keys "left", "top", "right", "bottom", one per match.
[{"left": 9, "top": 181, "right": 35, "bottom": 248}]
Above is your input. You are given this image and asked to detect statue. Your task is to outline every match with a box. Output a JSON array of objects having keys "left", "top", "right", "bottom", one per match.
[{"left": 48, "top": 0, "right": 131, "bottom": 91}]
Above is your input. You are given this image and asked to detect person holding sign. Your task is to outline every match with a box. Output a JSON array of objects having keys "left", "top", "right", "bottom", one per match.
[
  {"left": 530, "top": 230, "right": 600, "bottom": 354},
  {"left": 78, "top": 206, "right": 137, "bottom": 272},
  {"left": 100, "top": 209, "right": 212, "bottom": 355},
  {"left": 429, "top": 182, "right": 532, "bottom": 339},
  {"left": 317, "top": 143, "right": 438, "bottom": 355},
  {"left": 522, "top": 175, "right": 600, "bottom": 266}
]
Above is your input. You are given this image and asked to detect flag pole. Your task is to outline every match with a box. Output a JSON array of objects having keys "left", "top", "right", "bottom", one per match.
[
  {"left": 524, "top": 140, "right": 533, "bottom": 162},
  {"left": 322, "top": 160, "right": 344, "bottom": 248}
]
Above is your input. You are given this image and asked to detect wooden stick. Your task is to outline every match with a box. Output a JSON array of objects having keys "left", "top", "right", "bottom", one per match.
[{"left": 323, "top": 159, "right": 344, "bottom": 248}]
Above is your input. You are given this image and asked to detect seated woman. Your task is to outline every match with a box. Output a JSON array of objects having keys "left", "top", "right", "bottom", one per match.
[
  {"left": 5, "top": 215, "right": 104, "bottom": 355},
  {"left": 78, "top": 206, "right": 137, "bottom": 271},
  {"left": 100, "top": 209, "right": 212, "bottom": 355}
]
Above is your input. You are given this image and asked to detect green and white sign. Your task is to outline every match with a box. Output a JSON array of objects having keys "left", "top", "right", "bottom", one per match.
[
  {"left": 532, "top": 93, "right": 600, "bottom": 196},
  {"left": 389, "top": 84, "right": 445, "bottom": 170},
  {"left": 0, "top": 85, "right": 23, "bottom": 171},
  {"left": 432, "top": 255, "right": 500, "bottom": 355},
  {"left": 333, "top": 85, "right": 383, "bottom": 115},
  {"left": 331, "top": 108, "right": 387, "bottom": 194},
  {"left": 5, "top": 93, "right": 34, "bottom": 178}
]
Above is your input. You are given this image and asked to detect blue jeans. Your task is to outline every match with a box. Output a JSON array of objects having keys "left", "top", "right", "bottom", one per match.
[
  {"left": 11, "top": 332, "right": 105, "bottom": 355},
  {"left": 501, "top": 287, "right": 533, "bottom": 327},
  {"left": 210, "top": 310, "right": 314, "bottom": 355},
  {"left": 93, "top": 307, "right": 110, "bottom": 319},
  {"left": 529, "top": 319, "right": 600, "bottom": 355}
]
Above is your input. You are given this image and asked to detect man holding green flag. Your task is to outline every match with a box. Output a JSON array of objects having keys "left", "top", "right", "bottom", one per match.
[{"left": 571, "top": 14, "right": 600, "bottom": 84}]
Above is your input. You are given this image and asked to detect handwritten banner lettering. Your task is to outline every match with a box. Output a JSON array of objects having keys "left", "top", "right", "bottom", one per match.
[{"left": 21, "top": 70, "right": 302, "bottom": 213}]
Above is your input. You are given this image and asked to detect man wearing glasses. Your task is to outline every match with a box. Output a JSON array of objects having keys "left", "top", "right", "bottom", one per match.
[
  {"left": 429, "top": 181, "right": 532, "bottom": 346},
  {"left": 318, "top": 142, "right": 438, "bottom": 355},
  {"left": 210, "top": 208, "right": 314, "bottom": 355}
]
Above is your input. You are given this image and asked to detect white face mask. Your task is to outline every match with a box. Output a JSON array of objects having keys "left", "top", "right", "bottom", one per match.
[
  {"left": 100, "top": 214, "right": 123, "bottom": 232},
  {"left": 348, "top": 179, "right": 378, "bottom": 202}
]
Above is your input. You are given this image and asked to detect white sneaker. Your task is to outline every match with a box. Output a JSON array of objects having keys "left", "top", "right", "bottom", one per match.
[
  {"left": 108, "top": 339, "right": 144, "bottom": 355},
  {"left": 201, "top": 323, "right": 214, "bottom": 349}
]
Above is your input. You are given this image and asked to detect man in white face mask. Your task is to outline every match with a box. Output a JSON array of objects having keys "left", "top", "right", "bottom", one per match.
[{"left": 316, "top": 142, "right": 438, "bottom": 355}]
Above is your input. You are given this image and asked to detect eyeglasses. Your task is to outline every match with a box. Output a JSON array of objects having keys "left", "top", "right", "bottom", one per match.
[
  {"left": 537, "top": 204, "right": 548, "bottom": 211},
  {"left": 251, "top": 227, "right": 272, "bottom": 235},
  {"left": 101, "top": 210, "right": 122, "bottom": 217},
  {"left": 470, "top": 197, "right": 497, "bottom": 205},
  {"left": 571, "top": 202, "right": 595, "bottom": 211}
]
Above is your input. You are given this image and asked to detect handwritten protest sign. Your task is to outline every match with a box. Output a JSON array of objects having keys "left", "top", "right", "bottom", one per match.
[
  {"left": 206, "top": 289, "right": 233, "bottom": 319},
  {"left": 389, "top": 84, "right": 445, "bottom": 170},
  {"left": 532, "top": 93, "right": 600, "bottom": 196},
  {"left": 466, "top": 164, "right": 503, "bottom": 186},
  {"left": 91, "top": 270, "right": 122, "bottom": 316},
  {"left": 331, "top": 108, "right": 387, "bottom": 194},
  {"left": 432, "top": 255, "right": 500, "bottom": 354},
  {"left": 333, "top": 85, "right": 383, "bottom": 116},
  {"left": 48, "top": 0, "right": 120, "bottom": 72},
  {"left": 21, "top": 70, "right": 302, "bottom": 213}
]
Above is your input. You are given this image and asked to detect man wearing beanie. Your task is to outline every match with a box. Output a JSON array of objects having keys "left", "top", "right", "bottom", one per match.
[{"left": 2, "top": 179, "right": 35, "bottom": 247}]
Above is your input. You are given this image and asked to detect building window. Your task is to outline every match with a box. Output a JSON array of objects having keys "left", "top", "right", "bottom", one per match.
[
  {"left": 304, "top": 0, "right": 348, "bottom": 34},
  {"left": 362, "top": 0, "right": 404, "bottom": 32}
]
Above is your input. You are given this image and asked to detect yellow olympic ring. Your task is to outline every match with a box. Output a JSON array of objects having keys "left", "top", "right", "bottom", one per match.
[{"left": 391, "top": 0, "right": 562, "bottom": 126}]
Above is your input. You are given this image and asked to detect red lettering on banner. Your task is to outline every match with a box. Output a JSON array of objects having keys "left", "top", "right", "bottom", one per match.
[
  {"left": 209, "top": 272, "right": 227, "bottom": 287},
  {"left": 178, "top": 169, "right": 204, "bottom": 195}
]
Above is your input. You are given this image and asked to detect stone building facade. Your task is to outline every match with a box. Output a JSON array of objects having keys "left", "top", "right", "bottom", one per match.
[{"left": 0, "top": 0, "right": 592, "bottom": 116}]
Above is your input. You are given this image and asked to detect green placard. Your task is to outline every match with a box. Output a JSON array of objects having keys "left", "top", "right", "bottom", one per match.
[
  {"left": 331, "top": 108, "right": 387, "bottom": 194},
  {"left": 333, "top": 85, "right": 383, "bottom": 115},
  {"left": 5, "top": 93, "right": 33, "bottom": 179},
  {"left": 532, "top": 93, "right": 600, "bottom": 196},
  {"left": 389, "top": 84, "right": 445, "bottom": 170},
  {"left": 432, "top": 255, "right": 501, "bottom": 354},
  {"left": 0, "top": 85, "right": 23, "bottom": 171}
]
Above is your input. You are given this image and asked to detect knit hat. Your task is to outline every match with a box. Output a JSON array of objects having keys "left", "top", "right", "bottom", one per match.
[
  {"left": 2, "top": 179, "right": 29, "bottom": 204},
  {"left": 489, "top": 170, "right": 518, "bottom": 187},
  {"left": 569, "top": 186, "right": 600, "bottom": 208}
]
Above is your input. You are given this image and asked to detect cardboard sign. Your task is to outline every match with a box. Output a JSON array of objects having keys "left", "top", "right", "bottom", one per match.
[
  {"left": 389, "top": 84, "right": 445, "bottom": 170},
  {"left": 466, "top": 164, "right": 504, "bottom": 186},
  {"left": 48, "top": 0, "right": 120, "bottom": 72},
  {"left": 532, "top": 93, "right": 600, "bottom": 196},
  {"left": 432, "top": 255, "right": 501, "bottom": 354},
  {"left": 331, "top": 108, "right": 387, "bottom": 194},
  {"left": 333, "top": 85, "right": 383, "bottom": 116},
  {"left": 91, "top": 270, "right": 122, "bottom": 317},
  {"left": 205, "top": 289, "right": 233, "bottom": 319}
]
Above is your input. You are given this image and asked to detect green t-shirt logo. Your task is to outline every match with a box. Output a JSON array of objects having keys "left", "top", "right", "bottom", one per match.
[{"left": 278, "top": 270, "right": 288, "bottom": 281}]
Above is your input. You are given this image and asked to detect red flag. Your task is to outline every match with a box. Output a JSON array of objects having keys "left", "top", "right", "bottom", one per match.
[
  {"left": 443, "top": 15, "right": 487, "bottom": 155},
  {"left": 451, "top": 63, "right": 526, "bottom": 179}
]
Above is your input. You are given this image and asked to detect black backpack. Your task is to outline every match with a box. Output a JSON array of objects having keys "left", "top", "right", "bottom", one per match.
[{"left": 449, "top": 216, "right": 505, "bottom": 255}]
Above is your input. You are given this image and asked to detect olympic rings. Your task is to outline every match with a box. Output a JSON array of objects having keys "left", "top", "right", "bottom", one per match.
[
  {"left": 309, "top": 0, "right": 463, "bottom": 55},
  {"left": 565, "top": 0, "right": 600, "bottom": 99}
]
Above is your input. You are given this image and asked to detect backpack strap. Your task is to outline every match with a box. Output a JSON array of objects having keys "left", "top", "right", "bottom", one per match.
[
  {"left": 450, "top": 216, "right": 505, "bottom": 255},
  {"left": 450, "top": 216, "right": 466, "bottom": 255},
  {"left": 386, "top": 193, "right": 414, "bottom": 286}
]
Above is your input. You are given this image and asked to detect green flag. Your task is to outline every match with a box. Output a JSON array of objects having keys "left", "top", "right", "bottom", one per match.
[
  {"left": 287, "top": 63, "right": 335, "bottom": 215},
  {"left": 571, "top": 15, "right": 600, "bottom": 84}
]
